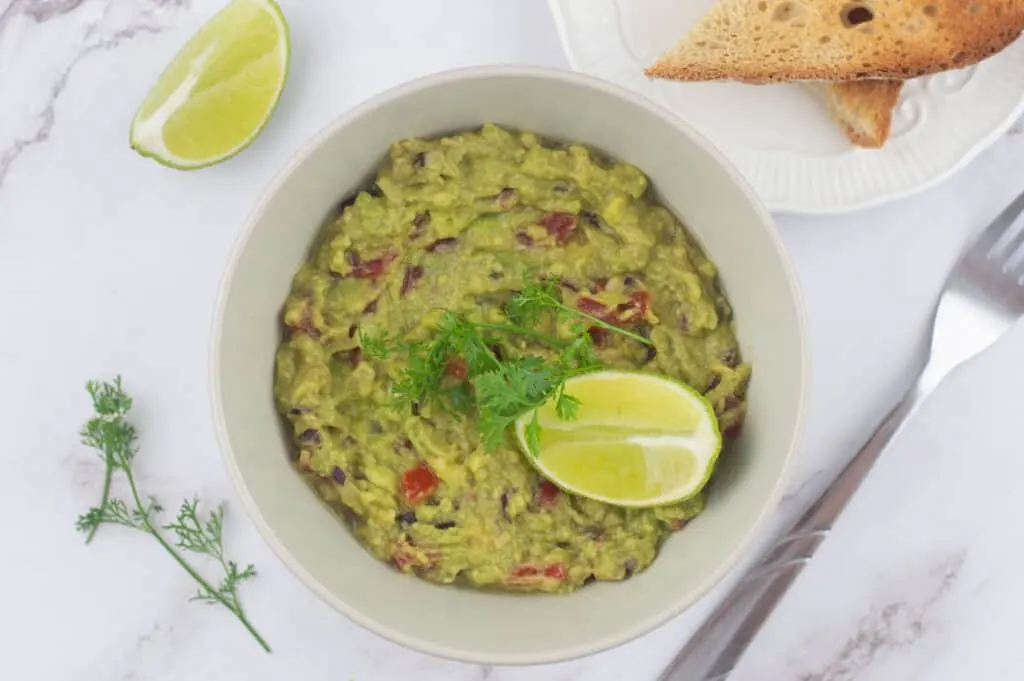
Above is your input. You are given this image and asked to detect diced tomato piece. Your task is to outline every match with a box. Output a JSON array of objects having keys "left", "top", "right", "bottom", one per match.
[
  {"left": 578, "top": 290, "right": 651, "bottom": 330},
  {"left": 538, "top": 480, "right": 560, "bottom": 508},
  {"left": 445, "top": 358, "right": 468, "bottom": 380},
  {"left": 587, "top": 326, "right": 611, "bottom": 347},
  {"left": 633, "top": 289, "right": 651, "bottom": 314},
  {"left": 510, "top": 565, "right": 541, "bottom": 579},
  {"left": 576, "top": 296, "right": 611, "bottom": 320},
  {"left": 614, "top": 290, "right": 651, "bottom": 325},
  {"left": 401, "top": 463, "right": 439, "bottom": 505},
  {"left": 508, "top": 563, "right": 567, "bottom": 583},
  {"left": 351, "top": 250, "right": 397, "bottom": 279},
  {"left": 392, "top": 549, "right": 417, "bottom": 571},
  {"left": 391, "top": 539, "right": 439, "bottom": 571},
  {"left": 544, "top": 562, "right": 567, "bottom": 580},
  {"left": 539, "top": 212, "right": 579, "bottom": 245}
]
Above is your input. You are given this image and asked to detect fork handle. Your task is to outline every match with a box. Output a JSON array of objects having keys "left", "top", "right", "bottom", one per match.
[{"left": 658, "top": 387, "right": 924, "bottom": 681}]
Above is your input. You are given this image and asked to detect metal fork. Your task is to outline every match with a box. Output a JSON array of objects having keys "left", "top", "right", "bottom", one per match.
[{"left": 659, "top": 190, "right": 1024, "bottom": 681}]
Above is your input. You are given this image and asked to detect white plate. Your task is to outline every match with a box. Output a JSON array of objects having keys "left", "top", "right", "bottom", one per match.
[{"left": 548, "top": 0, "right": 1024, "bottom": 214}]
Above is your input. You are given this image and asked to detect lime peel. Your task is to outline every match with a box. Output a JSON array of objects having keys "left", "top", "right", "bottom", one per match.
[
  {"left": 129, "top": 0, "right": 290, "bottom": 170},
  {"left": 515, "top": 371, "right": 722, "bottom": 508}
]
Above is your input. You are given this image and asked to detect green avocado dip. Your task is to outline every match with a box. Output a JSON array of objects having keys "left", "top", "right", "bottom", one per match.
[{"left": 274, "top": 124, "right": 751, "bottom": 593}]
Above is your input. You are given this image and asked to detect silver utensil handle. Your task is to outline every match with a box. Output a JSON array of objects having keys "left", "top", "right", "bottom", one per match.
[{"left": 658, "top": 386, "right": 925, "bottom": 681}]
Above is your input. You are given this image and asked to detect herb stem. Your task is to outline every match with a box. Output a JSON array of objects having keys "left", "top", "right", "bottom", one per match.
[
  {"left": 465, "top": 324, "right": 504, "bottom": 370},
  {"left": 471, "top": 322, "right": 567, "bottom": 349},
  {"left": 76, "top": 378, "right": 270, "bottom": 653},
  {"left": 121, "top": 468, "right": 272, "bottom": 652},
  {"left": 549, "top": 300, "right": 653, "bottom": 346},
  {"left": 84, "top": 463, "right": 113, "bottom": 545}
]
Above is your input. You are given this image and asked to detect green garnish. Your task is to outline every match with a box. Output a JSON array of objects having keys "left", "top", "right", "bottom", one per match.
[
  {"left": 361, "top": 280, "right": 652, "bottom": 452},
  {"left": 75, "top": 377, "right": 271, "bottom": 653}
]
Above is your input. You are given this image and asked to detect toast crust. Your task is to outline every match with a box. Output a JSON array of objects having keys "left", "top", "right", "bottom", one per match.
[
  {"left": 646, "top": 1, "right": 1024, "bottom": 83},
  {"left": 817, "top": 80, "right": 903, "bottom": 147}
]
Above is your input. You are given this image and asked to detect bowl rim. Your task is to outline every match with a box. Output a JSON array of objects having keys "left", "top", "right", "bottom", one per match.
[{"left": 209, "top": 64, "right": 811, "bottom": 666}]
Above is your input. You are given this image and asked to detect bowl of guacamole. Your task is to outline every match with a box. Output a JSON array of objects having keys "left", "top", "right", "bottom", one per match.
[{"left": 212, "top": 66, "right": 809, "bottom": 665}]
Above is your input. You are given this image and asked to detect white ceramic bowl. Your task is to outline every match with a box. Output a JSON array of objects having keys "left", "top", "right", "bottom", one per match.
[{"left": 212, "top": 66, "right": 809, "bottom": 665}]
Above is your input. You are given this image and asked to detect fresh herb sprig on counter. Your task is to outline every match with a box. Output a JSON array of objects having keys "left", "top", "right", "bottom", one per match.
[
  {"left": 75, "top": 377, "right": 270, "bottom": 653},
  {"left": 361, "top": 281, "right": 653, "bottom": 452}
]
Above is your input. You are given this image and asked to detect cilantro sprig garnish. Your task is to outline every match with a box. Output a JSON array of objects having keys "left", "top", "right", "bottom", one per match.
[{"left": 361, "top": 281, "right": 653, "bottom": 452}]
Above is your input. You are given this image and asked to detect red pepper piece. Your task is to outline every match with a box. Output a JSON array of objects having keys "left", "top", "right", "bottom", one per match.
[
  {"left": 351, "top": 250, "right": 397, "bottom": 279},
  {"left": 445, "top": 358, "right": 468, "bottom": 380},
  {"left": 538, "top": 212, "right": 578, "bottom": 245},
  {"left": 392, "top": 548, "right": 418, "bottom": 572},
  {"left": 538, "top": 480, "right": 560, "bottom": 508},
  {"left": 509, "top": 563, "right": 567, "bottom": 582},
  {"left": 576, "top": 296, "right": 612, "bottom": 320},
  {"left": 578, "top": 290, "right": 651, "bottom": 329},
  {"left": 614, "top": 290, "right": 651, "bottom": 325},
  {"left": 401, "top": 463, "right": 439, "bottom": 505},
  {"left": 391, "top": 539, "right": 439, "bottom": 571},
  {"left": 543, "top": 562, "right": 567, "bottom": 580},
  {"left": 587, "top": 326, "right": 611, "bottom": 347},
  {"left": 510, "top": 565, "right": 541, "bottom": 579}
]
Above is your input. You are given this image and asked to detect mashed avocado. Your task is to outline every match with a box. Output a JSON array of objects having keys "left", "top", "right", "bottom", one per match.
[{"left": 274, "top": 124, "right": 751, "bottom": 593}]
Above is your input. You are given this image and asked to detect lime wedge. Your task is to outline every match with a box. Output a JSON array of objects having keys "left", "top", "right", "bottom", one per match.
[
  {"left": 514, "top": 371, "right": 721, "bottom": 507},
  {"left": 130, "top": 0, "right": 290, "bottom": 169}
]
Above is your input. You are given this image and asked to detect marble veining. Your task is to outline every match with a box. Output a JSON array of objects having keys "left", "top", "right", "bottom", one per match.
[
  {"left": 800, "top": 553, "right": 965, "bottom": 681},
  {"left": 120, "top": 622, "right": 175, "bottom": 681},
  {"left": 0, "top": 0, "right": 187, "bottom": 190},
  {"left": 0, "top": 0, "right": 84, "bottom": 31}
]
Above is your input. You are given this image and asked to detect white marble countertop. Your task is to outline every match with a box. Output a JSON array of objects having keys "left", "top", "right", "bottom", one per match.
[{"left": 4, "top": 2, "right": 1024, "bottom": 680}]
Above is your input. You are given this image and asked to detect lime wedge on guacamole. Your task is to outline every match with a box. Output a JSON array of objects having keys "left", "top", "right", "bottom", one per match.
[
  {"left": 514, "top": 371, "right": 721, "bottom": 508},
  {"left": 130, "top": 0, "right": 290, "bottom": 169}
]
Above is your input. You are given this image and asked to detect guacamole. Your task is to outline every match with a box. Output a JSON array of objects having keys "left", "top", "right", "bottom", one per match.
[{"left": 274, "top": 124, "right": 751, "bottom": 593}]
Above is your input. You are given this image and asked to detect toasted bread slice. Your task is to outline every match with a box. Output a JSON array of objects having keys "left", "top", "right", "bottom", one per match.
[
  {"left": 646, "top": 1, "right": 1024, "bottom": 83},
  {"left": 814, "top": 80, "right": 903, "bottom": 148}
]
